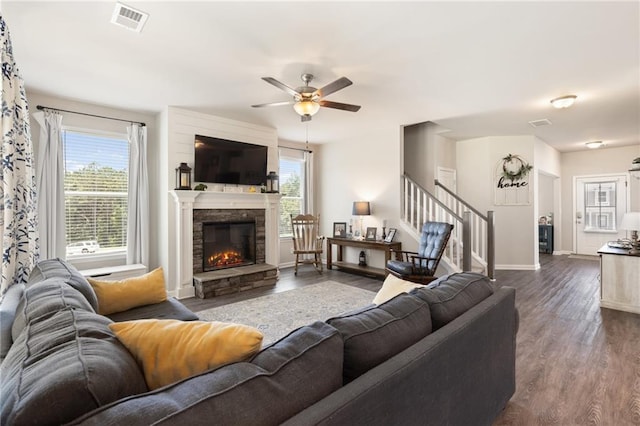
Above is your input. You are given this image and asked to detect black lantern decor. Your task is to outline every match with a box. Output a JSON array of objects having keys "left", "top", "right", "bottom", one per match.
[
  {"left": 266, "top": 171, "right": 279, "bottom": 193},
  {"left": 175, "top": 162, "right": 192, "bottom": 190}
]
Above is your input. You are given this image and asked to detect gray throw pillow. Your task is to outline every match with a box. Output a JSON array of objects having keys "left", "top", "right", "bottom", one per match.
[
  {"left": 411, "top": 272, "right": 495, "bottom": 330},
  {"left": 327, "top": 293, "right": 432, "bottom": 383}
]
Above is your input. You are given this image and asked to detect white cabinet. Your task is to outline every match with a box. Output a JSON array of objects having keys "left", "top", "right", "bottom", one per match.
[{"left": 598, "top": 246, "right": 640, "bottom": 314}]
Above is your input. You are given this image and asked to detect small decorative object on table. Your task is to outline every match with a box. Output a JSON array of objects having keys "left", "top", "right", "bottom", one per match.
[
  {"left": 333, "top": 222, "right": 347, "bottom": 238},
  {"left": 384, "top": 228, "right": 397, "bottom": 243},
  {"left": 365, "top": 227, "right": 377, "bottom": 241}
]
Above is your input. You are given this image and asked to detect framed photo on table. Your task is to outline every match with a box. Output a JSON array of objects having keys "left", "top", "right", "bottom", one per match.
[
  {"left": 365, "top": 227, "right": 377, "bottom": 241},
  {"left": 384, "top": 228, "right": 397, "bottom": 243},
  {"left": 333, "top": 222, "right": 347, "bottom": 238}
]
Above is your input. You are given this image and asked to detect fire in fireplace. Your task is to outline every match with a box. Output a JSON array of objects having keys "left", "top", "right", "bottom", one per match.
[{"left": 202, "top": 221, "right": 256, "bottom": 272}]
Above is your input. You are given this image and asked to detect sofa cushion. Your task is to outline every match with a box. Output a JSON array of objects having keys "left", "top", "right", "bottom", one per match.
[
  {"left": 110, "top": 319, "right": 263, "bottom": 390},
  {"left": 327, "top": 293, "right": 432, "bottom": 383},
  {"left": 27, "top": 258, "right": 99, "bottom": 311},
  {"left": 372, "top": 274, "right": 425, "bottom": 305},
  {"left": 0, "top": 309, "right": 147, "bottom": 426},
  {"left": 69, "top": 321, "right": 343, "bottom": 426},
  {"left": 0, "top": 283, "right": 24, "bottom": 359},
  {"left": 107, "top": 296, "right": 199, "bottom": 322},
  {"left": 88, "top": 267, "right": 167, "bottom": 315},
  {"left": 11, "top": 278, "right": 96, "bottom": 340},
  {"left": 411, "top": 272, "right": 495, "bottom": 329}
]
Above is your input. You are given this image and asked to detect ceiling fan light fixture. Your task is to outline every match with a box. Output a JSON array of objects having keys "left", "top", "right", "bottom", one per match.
[
  {"left": 293, "top": 100, "right": 320, "bottom": 117},
  {"left": 550, "top": 95, "right": 577, "bottom": 109}
]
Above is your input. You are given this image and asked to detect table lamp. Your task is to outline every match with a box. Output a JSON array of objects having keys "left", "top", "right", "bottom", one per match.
[
  {"left": 352, "top": 201, "right": 371, "bottom": 239},
  {"left": 620, "top": 212, "right": 640, "bottom": 255}
]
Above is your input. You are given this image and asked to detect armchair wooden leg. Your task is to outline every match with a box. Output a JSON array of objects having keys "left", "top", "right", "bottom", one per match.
[{"left": 294, "top": 254, "right": 299, "bottom": 276}]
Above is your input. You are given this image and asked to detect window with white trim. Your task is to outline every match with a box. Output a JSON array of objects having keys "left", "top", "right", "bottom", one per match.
[
  {"left": 279, "top": 150, "right": 307, "bottom": 237},
  {"left": 63, "top": 129, "right": 129, "bottom": 258}
]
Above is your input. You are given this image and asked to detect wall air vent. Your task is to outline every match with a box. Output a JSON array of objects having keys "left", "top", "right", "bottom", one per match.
[
  {"left": 528, "top": 119, "right": 552, "bottom": 128},
  {"left": 111, "top": 2, "right": 149, "bottom": 33}
]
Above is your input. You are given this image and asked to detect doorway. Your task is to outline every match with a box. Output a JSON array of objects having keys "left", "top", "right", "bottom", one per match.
[{"left": 574, "top": 174, "right": 628, "bottom": 255}]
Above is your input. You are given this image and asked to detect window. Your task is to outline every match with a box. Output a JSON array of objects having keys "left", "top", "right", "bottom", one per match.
[
  {"left": 279, "top": 149, "right": 308, "bottom": 237},
  {"left": 584, "top": 181, "right": 617, "bottom": 232},
  {"left": 63, "top": 129, "right": 129, "bottom": 258}
]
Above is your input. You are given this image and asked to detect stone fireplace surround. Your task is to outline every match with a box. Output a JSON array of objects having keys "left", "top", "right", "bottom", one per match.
[{"left": 171, "top": 191, "right": 280, "bottom": 299}]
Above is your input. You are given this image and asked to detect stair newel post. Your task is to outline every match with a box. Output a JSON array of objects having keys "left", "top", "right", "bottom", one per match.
[
  {"left": 487, "top": 210, "right": 495, "bottom": 280},
  {"left": 463, "top": 211, "right": 472, "bottom": 272}
]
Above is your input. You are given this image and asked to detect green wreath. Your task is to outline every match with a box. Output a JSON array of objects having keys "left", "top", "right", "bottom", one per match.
[{"left": 501, "top": 154, "right": 532, "bottom": 182}]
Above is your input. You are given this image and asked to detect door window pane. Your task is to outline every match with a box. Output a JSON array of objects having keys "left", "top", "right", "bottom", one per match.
[{"left": 584, "top": 182, "right": 617, "bottom": 231}]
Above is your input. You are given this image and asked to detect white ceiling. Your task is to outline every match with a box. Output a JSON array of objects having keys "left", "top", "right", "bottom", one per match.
[{"left": 4, "top": 1, "right": 639, "bottom": 152}]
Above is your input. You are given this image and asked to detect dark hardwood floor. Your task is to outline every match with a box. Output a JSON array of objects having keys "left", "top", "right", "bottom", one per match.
[{"left": 181, "top": 255, "right": 640, "bottom": 425}]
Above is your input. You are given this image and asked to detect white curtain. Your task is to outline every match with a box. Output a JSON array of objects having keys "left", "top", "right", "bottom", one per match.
[
  {"left": 1, "top": 16, "right": 39, "bottom": 295},
  {"left": 304, "top": 150, "right": 314, "bottom": 214},
  {"left": 126, "top": 123, "right": 149, "bottom": 267},
  {"left": 34, "top": 110, "right": 66, "bottom": 260}
]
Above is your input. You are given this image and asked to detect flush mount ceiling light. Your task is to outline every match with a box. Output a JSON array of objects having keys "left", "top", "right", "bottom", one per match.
[
  {"left": 585, "top": 141, "right": 604, "bottom": 149},
  {"left": 550, "top": 95, "right": 577, "bottom": 109}
]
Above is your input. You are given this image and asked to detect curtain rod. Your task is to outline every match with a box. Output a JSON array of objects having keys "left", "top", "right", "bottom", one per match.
[
  {"left": 36, "top": 105, "right": 146, "bottom": 127},
  {"left": 278, "top": 145, "right": 312, "bottom": 153}
]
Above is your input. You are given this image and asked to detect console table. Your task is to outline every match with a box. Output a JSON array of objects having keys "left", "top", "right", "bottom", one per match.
[
  {"left": 597, "top": 244, "right": 640, "bottom": 314},
  {"left": 326, "top": 237, "right": 402, "bottom": 278}
]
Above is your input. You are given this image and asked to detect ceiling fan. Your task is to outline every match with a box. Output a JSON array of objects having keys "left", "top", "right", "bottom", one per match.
[{"left": 252, "top": 73, "right": 361, "bottom": 122}]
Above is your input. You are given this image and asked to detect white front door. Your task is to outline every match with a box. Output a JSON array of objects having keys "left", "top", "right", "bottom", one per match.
[
  {"left": 436, "top": 167, "right": 457, "bottom": 212},
  {"left": 575, "top": 174, "right": 628, "bottom": 255}
]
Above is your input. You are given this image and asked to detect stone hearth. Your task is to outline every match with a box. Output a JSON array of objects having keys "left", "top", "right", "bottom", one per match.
[{"left": 193, "top": 264, "right": 278, "bottom": 298}]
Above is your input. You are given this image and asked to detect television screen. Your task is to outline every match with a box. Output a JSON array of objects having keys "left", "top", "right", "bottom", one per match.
[{"left": 194, "top": 135, "right": 268, "bottom": 185}]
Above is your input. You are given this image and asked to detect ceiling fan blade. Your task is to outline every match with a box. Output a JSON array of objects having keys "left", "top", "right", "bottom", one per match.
[
  {"left": 301, "top": 114, "right": 312, "bottom": 122},
  {"left": 314, "top": 77, "right": 353, "bottom": 98},
  {"left": 319, "top": 100, "right": 361, "bottom": 112},
  {"left": 251, "top": 101, "right": 295, "bottom": 108},
  {"left": 262, "top": 77, "right": 300, "bottom": 97}
]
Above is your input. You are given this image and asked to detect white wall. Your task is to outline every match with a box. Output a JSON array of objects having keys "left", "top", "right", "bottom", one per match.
[
  {"left": 317, "top": 124, "right": 403, "bottom": 269},
  {"left": 457, "top": 135, "right": 537, "bottom": 269},
  {"left": 560, "top": 145, "right": 640, "bottom": 252},
  {"left": 26, "top": 90, "right": 159, "bottom": 270}
]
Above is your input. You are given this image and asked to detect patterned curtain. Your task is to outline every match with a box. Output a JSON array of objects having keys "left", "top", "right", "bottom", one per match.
[{"left": 0, "top": 16, "right": 39, "bottom": 295}]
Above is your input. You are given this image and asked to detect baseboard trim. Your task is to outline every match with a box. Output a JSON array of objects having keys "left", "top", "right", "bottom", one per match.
[{"left": 495, "top": 264, "right": 539, "bottom": 271}]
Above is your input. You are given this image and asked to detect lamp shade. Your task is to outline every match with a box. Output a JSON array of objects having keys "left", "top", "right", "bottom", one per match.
[
  {"left": 352, "top": 201, "right": 371, "bottom": 216},
  {"left": 620, "top": 212, "right": 640, "bottom": 231}
]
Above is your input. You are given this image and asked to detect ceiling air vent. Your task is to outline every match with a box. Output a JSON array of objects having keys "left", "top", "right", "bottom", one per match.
[
  {"left": 111, "top": 2, "right": 149, "bottom": 33},
  {"left": 528, "top": 119, "right": 552, "bottom": 128}
]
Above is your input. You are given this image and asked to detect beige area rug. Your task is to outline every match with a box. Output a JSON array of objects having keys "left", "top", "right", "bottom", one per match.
[{"left": 196, "top": 281, "right": 376, "bottom": 346}]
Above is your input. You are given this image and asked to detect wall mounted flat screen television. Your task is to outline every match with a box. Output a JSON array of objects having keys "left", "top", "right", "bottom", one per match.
[{"left": 194, "top": 134, "right": 268, "bottom": 185}]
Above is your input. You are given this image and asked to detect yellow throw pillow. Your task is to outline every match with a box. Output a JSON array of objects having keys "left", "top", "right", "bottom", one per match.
[
  {"left": 110, "top": 319, "right": 263, "bottom": 390},
  {"left": 373, "top": 274, "right": 426, "bottom": 305},
  {"left": 88, "top": 267, "right": 167, "bottom": 315}
]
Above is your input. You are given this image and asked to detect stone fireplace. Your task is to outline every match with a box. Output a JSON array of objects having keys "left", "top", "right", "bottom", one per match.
[
  {"left": 171, "top": 191, "right": 280, "bottom": 299},
  {"left": 202, "top": 221, "right": 256, "bottom": 272}
]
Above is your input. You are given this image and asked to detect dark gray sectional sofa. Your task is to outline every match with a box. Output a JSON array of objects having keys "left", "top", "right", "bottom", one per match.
[{"left": 0, "top": 258, "right": 517, "bottom": 425}]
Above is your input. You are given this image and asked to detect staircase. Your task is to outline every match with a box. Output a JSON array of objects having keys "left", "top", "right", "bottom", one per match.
[{"left": 401, "top": 174, "right": 495, "bottom": 279}]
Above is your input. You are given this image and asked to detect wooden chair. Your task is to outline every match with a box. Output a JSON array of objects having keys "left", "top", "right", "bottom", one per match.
[
  {"left": 386, "top": 221, "right": 453, "bottom": 284},
  {"left": 291, "top": 214, "right": 325, "bottom": 275}
]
